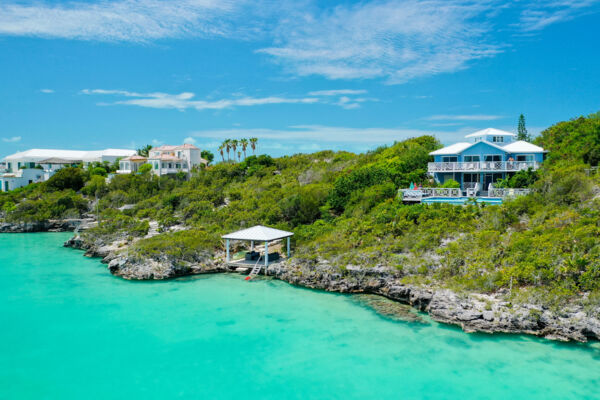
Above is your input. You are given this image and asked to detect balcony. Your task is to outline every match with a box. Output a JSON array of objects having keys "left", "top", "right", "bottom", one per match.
[{"left": 428, "top": 161, "right": 540, "bottom": 173}]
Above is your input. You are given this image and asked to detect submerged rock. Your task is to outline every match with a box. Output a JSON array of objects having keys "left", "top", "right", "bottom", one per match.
[{"left": 353, "top": 294, "right": 427, "bottom": 324}]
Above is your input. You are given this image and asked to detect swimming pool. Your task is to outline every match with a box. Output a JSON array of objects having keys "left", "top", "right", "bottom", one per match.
[{"left": 421, "top": 196, "right": 503, "bottom": 205}]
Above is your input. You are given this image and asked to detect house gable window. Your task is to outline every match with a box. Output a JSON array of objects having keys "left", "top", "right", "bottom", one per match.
[
  {"left": 463, "top": 156, "right": 480, "bottom": 162},
  {"left": 442, "top": 156, "right": 458, "bottom": 162},
  {"left": 492, "top": 136, "right": 504, "bottom": 143}
]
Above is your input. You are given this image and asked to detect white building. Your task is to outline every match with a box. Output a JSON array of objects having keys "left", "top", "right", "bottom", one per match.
[
  {"left": 1, "top": 148, "right": 136, "bottom": 192},
  {"left": 117, "top": 144, "right": 207, "bottom": 176}
]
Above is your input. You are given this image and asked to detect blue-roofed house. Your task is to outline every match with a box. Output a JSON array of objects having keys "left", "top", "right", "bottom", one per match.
[{"left": 428, "top": 128, "right": 546, "bottom": 194}]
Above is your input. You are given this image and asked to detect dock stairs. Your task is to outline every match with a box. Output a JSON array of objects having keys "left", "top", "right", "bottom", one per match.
[{"left": 246, "top": 256, "right": 263, "bottom": 280}]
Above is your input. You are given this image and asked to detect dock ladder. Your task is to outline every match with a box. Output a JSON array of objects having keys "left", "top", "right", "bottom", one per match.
[{"left": 246, "top": 256, "right": 263, "bottom": 280}]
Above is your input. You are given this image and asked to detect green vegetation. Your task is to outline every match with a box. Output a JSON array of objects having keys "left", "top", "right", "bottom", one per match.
[{"left": 2, "top": 112, "right": 600, "bottom": 310}]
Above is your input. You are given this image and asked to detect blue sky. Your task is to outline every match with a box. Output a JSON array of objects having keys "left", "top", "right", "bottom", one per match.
[{"left": 1, "top": 0, "right": 599, "bottom": 159}]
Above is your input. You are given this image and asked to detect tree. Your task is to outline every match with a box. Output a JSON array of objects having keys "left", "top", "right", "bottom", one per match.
[
  {"left": 224, "top": 139, "right": 232, "bottom": 162},
  {"left": 240, "top": 138, "right": 249, "bottom": 159},
  {"left": 139, "top": 163, "right": 153, "bottom": 174},
  {"left": 218, "top": 144, "right": 225, "bottom": 162},
  {"left": 231, "top": 139, "right": 239, "bottom": 162},
  {"left": 45, "top": 167, "right": 86, "bottom": 191},
  {"left": 250, "top": 137, "right": 258, "bottom": 155},
  {"left": 137, "top": 144, "right": 153, "bottom": 157},
  {"left": 518, "top": 114, "right": 529, "bottom": 141},
  {"left": 237, "top": 151, "right": 241, "bottom": 162},
  {"left": 201, "top": 150, "right": 214, "bottom": 165}
]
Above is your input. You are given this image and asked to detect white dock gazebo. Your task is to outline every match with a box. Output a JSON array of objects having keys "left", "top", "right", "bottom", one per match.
[{"left": 222, "top": 225, "right": 294, "bottom": 268}]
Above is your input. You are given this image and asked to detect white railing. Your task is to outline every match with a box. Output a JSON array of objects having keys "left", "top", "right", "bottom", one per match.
[
  {"left": 488, "top": 188, "right": 531, "bottom": 198},
  {"left": 428, "top": 161, "right": 540, "bottom": 173},
  {"left": 399, "top": 188, "right": 461, "bottom": 200}
]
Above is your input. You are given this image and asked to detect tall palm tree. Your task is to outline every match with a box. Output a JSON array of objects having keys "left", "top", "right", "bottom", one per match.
[
  {"left": 231, "top": 139, "right": 239, "bottom": 162},
  {"left": 250, "top": 137, "right": 258, "bottom": 155},
  {"left": 237, "top": 151, "right": 241, "bottom": 162},
  {"left": 240, "top": 138, "right": 249, "bottom": 159},
  {"left": 224, "top": 139, "right": 232, "bottom": 162},
  {"left": 218, "top": 144, "right": 225, "bottom": 162}
]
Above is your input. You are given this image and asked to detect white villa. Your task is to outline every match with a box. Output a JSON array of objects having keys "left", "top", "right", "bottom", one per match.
[
  {"left": 1, "top": 148, "right": 136, "bottom": 192},
  {"left": 117, "top": 144, "right": 208, "bottom": 176}
]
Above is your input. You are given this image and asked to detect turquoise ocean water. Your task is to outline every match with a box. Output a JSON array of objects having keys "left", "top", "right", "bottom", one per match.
[{"left": 1, "top": 233, "right": 599, "bottom": 400}]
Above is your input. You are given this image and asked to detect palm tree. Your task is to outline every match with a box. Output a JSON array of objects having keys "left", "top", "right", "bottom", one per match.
[
  {"left": 237, "top": 151, "right": 241, "bottom": 162},
  {"left": 240, "top": 138, "right": 249, "bottom": 159},
  {"left": 137, "top": 144, "right": 152, "bottom": 157},
  {"left": 231, "top": 139, "right": 239, "bottom": 162},
  {"left": 250, "top": 137, "right": 258, "bottom": 155},
  {"left": 218, "top": 144, "right": 225, "bottom": 162},
  {"left": 223, "top": 139, "right": 232, "bottom": 162}
]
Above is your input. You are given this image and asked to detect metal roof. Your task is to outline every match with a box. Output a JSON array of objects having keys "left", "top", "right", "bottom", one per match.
[
  {"left": 222, "top": 225, "right": 294, "bottom": 241},
  {"left": 429, "top": 142, "right": 472, "bottom": 155},
  {"left": 502, "top": 140, "right": 546, "bottom": 153}
]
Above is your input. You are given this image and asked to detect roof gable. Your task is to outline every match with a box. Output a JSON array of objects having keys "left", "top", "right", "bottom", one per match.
[{"left": 430, "top": 140, "right": 507, "bottom": 156}]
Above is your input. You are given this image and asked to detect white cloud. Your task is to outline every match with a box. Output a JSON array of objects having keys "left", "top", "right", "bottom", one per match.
[
  {"left": 518, "top": 0, "right": 600, "bottom": 32},
  {"left": 151, "top": 139, "right": 163, "bottom": 146},
  {"left": 190, "top": 125, "right": 441, "bottom": 144},
  {"left": 40, "top": 88, "right": 54, "bottom": 93},
  {"left": 426, "top": 114, "right": 504, "bottom": 121},
  {"left": 80, "top": 88, "right": 376, "bottom": 110},
  {"left": 2, "top": 136, "right": 22, "bottom": 143},
  {"left": 183, "top": 137, "right": 197, "bottom": 145},
  {"left": 258, "top": 0, "right": 501, "bottom": 84},
  {"left": 308, "top": 89, "right": 367, "bottom": 96},
  {"left": 0, "top": 0, "right": 245, "bottom": 42}
]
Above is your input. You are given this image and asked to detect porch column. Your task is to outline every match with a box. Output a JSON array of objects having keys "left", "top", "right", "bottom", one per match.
[
  {"left": 287, "top": 237, "right": 291, "bottom": 258},
  {"left": 226, "top": 239, "right": 230, "bottom": 262},
  {"left": 250, "top": 240, "right": 254, "bottom": 251},
  {"left": 264, "top": 241, "right": 269, "bottom": 267}
]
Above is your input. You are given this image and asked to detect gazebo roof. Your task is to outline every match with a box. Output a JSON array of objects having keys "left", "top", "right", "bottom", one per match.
[{"left": 222, "top": 225, "right": 293, "bottom": 241}]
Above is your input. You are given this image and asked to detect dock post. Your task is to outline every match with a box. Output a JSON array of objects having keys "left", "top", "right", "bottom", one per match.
[
  {"left": 226, "top": 239, "right": 230, "bottom": 263},
  {"left": 264, "top": 241, "right": 269, "bottom": 272},
  {"left": 287, "top": 237, "right": 290, "bottom": 258}
]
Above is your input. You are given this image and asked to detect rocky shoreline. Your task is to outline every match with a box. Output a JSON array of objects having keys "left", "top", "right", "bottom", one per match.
[
  {"left": 0, "top": 218, "right": 96, "bottom": 233},
  {"left": 62, "top": 233, "right": 600, "bottom": 343}
]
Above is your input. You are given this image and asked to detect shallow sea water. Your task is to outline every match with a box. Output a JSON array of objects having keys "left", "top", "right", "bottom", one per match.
[{"left": 1, "top": 233, "right": 599, "bottom": 399}]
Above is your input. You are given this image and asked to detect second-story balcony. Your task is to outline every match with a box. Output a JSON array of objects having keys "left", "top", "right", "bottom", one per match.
[{"left": 428, "top": 161, "right": 541, "bottom": 173}]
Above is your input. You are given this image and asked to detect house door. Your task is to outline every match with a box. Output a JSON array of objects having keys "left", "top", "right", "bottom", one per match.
[
  {"left": 484, "top": 173, "right": 503, "bottom": 190},
  {"left": 4, "top": 181, "right": 8, "bottom": 192}
]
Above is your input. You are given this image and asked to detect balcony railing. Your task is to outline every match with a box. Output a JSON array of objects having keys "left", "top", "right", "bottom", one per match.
[{"left": 428, "top": 161, "right": 540, "bottom": 173}]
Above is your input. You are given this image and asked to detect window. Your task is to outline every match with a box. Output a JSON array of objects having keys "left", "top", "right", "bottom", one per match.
[
  {"left": 176, "top": 163, "right": 181, "bottom": 169},
  {"left": 442, "top": 156, "right": 458, "bottom": 162},
  {"left": 463, "top": 173, "right": 479, "bottom": 183},
  {"left": 492, "top": 136, "right": 504, "bottom": 143},
  {"left": 154, "top": 162, "right": 158, "bottom": 170},
  {"left": 162, "top": 163, "right": 166, "bottom": 168},
  {"left": 463, "top": 156, "right": 480, "bottom": 162},
  {"left": 484, "top": 155, "right": 501, "bottom": 162},
  {"left": 168, "top": 163, "right": 172, "bottom": 168},
  {"left": 516, "top": 155, "right": 534, "bottom": 162}
]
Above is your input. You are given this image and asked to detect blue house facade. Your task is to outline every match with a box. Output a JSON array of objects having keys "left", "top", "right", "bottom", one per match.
[{"left": 429, "top": 128, "right": 546, "bottom": 193}]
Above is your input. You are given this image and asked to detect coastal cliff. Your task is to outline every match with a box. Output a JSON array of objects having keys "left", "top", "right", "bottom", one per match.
[{"left": 63, "top": 233, "right": 600, "bottom": 343}]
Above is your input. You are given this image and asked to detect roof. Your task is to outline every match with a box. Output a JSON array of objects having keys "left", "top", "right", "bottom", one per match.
[
  {"left": 502, "top": 140, "right": 546, "bottom": 153},
  {"left": 38, "top": 158, "right": 81, "bottom": 164},
  {"left": 122, "top": 155, "right": 148, "bottom": 162},
  {"left": 465, "top": 128, "right": 516, "bottom": 138},
  {"left": 148, "top": 154, "right": 182, "bottom": 161},
  {"left": 429, "top": 142, "right": 472, "bottom": 155},
  {"left": 4, "top": 148, "right": 136, "bottom": 162},
  {"left": 152, "top": 143, "right": 200, "bottom": 151},
  {"left": 222, "top": 225, "right": 294, "bottom": 241}
]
